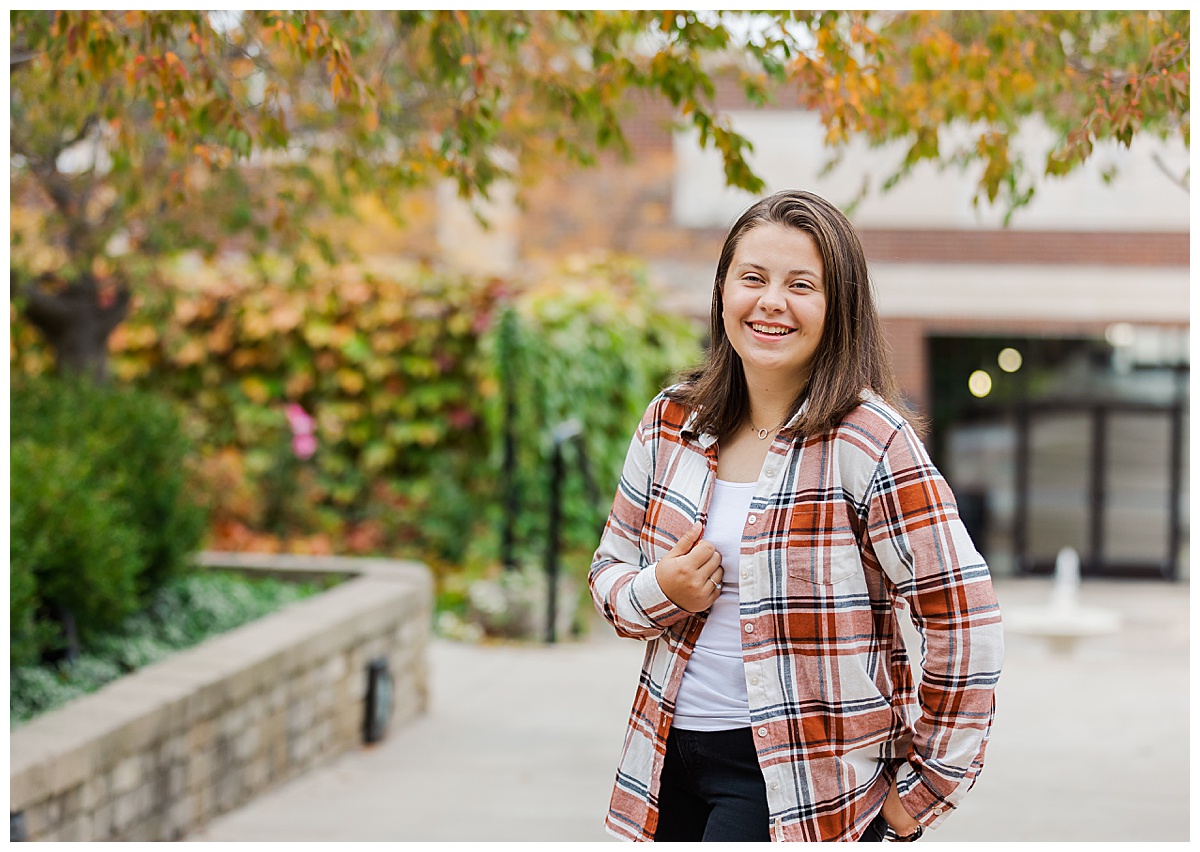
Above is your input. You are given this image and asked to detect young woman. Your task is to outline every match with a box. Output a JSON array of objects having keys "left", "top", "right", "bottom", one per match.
[{"left": 590, "top": 190, "right": 1003, "bottom": 842}]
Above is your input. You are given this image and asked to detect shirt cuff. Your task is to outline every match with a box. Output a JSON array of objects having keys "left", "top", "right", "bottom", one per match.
[
  {"left": 629, "top": 561, "right": 692, "bottom": 628},
  {"left": 896, "top": 761, "right": 956, "bottom": 829}
]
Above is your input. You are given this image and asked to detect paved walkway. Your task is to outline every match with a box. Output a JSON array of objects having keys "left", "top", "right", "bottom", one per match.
[{"left": 188, "top": 577, "right": 1189, "bottom": 843}]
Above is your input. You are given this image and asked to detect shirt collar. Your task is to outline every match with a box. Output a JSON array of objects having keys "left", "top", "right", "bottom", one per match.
[
  {"left": 680, "top": 408, "right": 718, "bottom": 449},
  {"left": 680, "top": 396, "right": 812, "bottom": 448}
]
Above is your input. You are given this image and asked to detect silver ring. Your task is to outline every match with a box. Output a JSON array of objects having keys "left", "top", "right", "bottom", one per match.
[{"left": 710, "top": 579, "right": 722, "bottom": 591}]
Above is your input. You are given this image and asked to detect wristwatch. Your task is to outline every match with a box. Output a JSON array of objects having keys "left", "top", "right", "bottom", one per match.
[{"left": 893, "top": 825, "right": 924, "bottom": 842}]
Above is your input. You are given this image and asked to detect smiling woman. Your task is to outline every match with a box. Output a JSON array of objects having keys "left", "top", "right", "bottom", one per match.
[
  {"left": 720, "top": 223, "right": 826, "bottom": 404},
  {"left": 589, "top": 189, "right": 1004, "bottom": 842}
]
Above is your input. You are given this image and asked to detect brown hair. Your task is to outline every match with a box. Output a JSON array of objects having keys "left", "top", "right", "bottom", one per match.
[{"left": 667, "top": 189, "right": 918, "bottom": 439}]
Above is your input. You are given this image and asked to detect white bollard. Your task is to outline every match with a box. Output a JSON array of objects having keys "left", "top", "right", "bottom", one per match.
[{"left": 1050, "top": 547, "right": 1081, "bottom": 612}]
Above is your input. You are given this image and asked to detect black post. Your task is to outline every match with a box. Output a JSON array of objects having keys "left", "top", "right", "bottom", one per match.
[
  {"left": 1013, "top": 401, "right": 1030, "bottom": 574},
  {"left": 1165, "top": 369, "right": 1186, "bottom": 581},
  {"left": 546, "top": 443, "right": 564, "bottom": 643},
  {"left": 499, "top": 308, "right": 519, "bottom": 572},
  {"left": 1088, "top": 405, "right": 1107, "bottom": 576},
  {"left": 545, "top": 419, "right": 582, "bottom": 643}
]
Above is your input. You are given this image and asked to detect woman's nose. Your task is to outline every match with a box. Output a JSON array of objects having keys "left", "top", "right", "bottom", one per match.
[{"left": 758, "top": 283, "right": 786, "bottom": 312}]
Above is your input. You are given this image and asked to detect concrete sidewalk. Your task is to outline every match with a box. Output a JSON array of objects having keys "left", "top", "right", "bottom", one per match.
[{"left": 188, "top": 577, "right": 1190, "bottom": 843}]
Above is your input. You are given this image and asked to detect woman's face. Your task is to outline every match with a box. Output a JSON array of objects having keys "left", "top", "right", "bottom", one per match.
[{"left": 721, "top": 222, "right": 826, "bottom": 392}]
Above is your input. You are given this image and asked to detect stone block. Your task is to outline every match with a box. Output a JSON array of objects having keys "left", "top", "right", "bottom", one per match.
[
  {"left": 323, "top": 652, "right": 347, "bottom": 685},
  {"left": 41, "top": 793, "right": 64, "bottom": 829},
  {"left": 20, "top": 800, "right": 50, "bottom": 839},
  {"left": 112, "top": 754, "right": 142, "bottom": 795},
  {"left": 91, "top": 799, "right": 116, "bottom": 840},
  {"left": 161, "top": 731, "right": 187, "bottom": 764},
  {"left": 187, "top": 718, "right": 215, "bottom": 754},
  {"left": 218, "top": 703, "right": 249, "bottom": 739},
  {"left": 81, "top": 772, "right": 108, "bottom": 811},
  {"left": 166, "top": 795, "right": 194, "bottom": 839},
  {"left": 289, "top": 728, "right": 316, "bottom": 767},
  {"left": 244, "top": 755, "right": 269, "bottom": 794},
  {"left": 113, "top": 789, "right": 142, "bottom": 834},
  {"left": 186, "top": 747, "right": 214, "bottom": 792},
  {"left": 58, "top": 782, "right": 84, "bottom": 820},
  {"left": 233, "top": 725, "right": 261, "bottom": 763},
  {"left": 287, "top": 696, "right": 316, "bottom": 734},
  {"left": 261, "top": 706, "right": 287, "bottom": 747},
  {"left": 57, "top": 810, "right": 93, "bottom": 842},
  {"left": 212, "top": 733, "right": 238, "bottom": 785},
  {"left": 214, "top": 774, "right": 247, "bottom": 817},
  {"left": 193, "top": 785, "right": 212, "bottom": 825},
  {"left": 167, "top": 762, "right": 188, "bottom": 800},
  {"left": 125, "top": 808, "right": 166, "bottom": 843}
]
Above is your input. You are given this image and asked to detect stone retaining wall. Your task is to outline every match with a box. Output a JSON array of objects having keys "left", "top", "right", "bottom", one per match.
[{"left": 9, "top": 554, "right": 433, "bottom": 841}]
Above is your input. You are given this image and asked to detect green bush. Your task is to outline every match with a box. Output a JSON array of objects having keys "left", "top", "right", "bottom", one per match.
[
  {"left": 10, "top": 571, "right": 320, "bottom": 725},
  {"left": 478, "top": 255, "right": 701, "bottom": 567},
  {"left": 10, "top": 375, "right": 208, "bottom": 663},
  {"left": 10, "top": 438, "right": 144, "bottom": 662}
]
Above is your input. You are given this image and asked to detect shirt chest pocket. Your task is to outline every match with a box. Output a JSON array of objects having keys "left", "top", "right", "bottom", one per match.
[
  {"left": 784, "top": 501, "right": 863, "bottom": 586},
  {"left": 786, "top": 543, "right": 863, "bottom": 585}
]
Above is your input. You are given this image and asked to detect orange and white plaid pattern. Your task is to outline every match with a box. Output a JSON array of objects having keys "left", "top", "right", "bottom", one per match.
[{"left": 590, "top": 389, "right": 1004, "bottom": 842}]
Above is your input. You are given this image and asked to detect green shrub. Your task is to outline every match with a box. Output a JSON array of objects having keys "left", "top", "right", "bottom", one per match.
[
  {"left": 10, "top": 375, "right": 208, "bottom": 662},
  {"left": 10, "top": 437, "right": 144, "bottom": 660},
  {"left": 10, "top": 570, "right": 320, "bottom": 725},
  {"left": 478, "top": 255, "right": 701, "bottom": 567}
]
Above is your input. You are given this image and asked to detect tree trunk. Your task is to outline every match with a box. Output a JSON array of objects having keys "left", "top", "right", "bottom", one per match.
[{"left": 19, "top": 271, "right": 130, "bottom": 383}]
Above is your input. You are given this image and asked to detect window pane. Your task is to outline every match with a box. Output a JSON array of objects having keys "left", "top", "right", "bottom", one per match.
[
  {"left": 1028, "top": 413, "right": 1090, "bottom": 562},
  {"left": 1104, "top": 413, "right": 1170, "bottom": 566}
]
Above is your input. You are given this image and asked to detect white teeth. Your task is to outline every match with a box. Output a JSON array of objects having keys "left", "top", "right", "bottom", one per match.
[{"left": 751, "top": 323, "right": 794, "bottom": 335}]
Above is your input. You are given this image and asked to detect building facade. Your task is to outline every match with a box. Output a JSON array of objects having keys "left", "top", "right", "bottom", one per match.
[{"left": 432, "top": 90, "right": 1190, "bottom": 581}]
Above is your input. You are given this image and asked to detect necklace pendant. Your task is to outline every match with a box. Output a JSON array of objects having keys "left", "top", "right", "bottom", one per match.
[{"left": 756, "top": 428, "right": 769, "bottom": 440}]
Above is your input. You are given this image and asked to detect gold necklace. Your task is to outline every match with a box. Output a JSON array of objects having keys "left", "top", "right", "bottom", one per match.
[{"left": 749, "top": 418, "right": 785, "bottom": 440}]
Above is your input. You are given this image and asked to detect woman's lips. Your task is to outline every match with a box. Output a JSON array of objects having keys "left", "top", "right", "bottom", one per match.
[{"left": 747, "top": 322, "right": 796, "bottom": 340}]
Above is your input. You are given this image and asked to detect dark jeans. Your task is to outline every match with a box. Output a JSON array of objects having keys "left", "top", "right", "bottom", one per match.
[{"left": 654, "top": 727, "right": 889, "bottom": 842}]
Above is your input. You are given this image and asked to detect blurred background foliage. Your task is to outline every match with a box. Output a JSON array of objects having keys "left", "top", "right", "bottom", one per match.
[
  {"left": 10, "top": 250, "right": 702, "bottom": 588},
  {"left": 10, "top": 10, "right": 1188, "bottom": 661}
]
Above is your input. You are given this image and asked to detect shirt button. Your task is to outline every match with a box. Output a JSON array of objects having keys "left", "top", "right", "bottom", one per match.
[
  {"left": 765, "top": 468, "right": 776, "bottom": 477},
  {"left": 744, "top": 623, "right": 754, "bottom": 633},
  {"left": 750, "top": 676, "right": 760, "bottom": 686},
  {"left": 770, "top": 781, "right": 779, "bottom": 790},
  {"left": 933, "top": 807, "right": 944, "bottom": 816},
  {"left": 758, "top": 727, "right": 768, "bottom": 737},
  {"left": 748, "top": 514, "right": 757, "bottom": 525},
  {"left": 741, "top": 570, "right": 748, "bottom": 579}
]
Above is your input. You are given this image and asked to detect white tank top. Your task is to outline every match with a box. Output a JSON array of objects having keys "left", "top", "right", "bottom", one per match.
[{"left": 672, "top": 478, "right": 755, "bottom": 731}]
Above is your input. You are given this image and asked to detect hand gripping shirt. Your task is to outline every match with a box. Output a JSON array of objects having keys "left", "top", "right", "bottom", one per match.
[{"left": 589, "top": 389, "right": 1004, "bottom": 842}]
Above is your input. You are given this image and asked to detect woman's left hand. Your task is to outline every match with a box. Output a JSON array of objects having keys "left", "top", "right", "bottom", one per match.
[{"left": 880, "top": 780, "right": 921, "bottom": 837}]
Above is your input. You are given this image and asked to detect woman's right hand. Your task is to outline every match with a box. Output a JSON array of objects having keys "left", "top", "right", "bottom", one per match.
[{"left": 655, "top": 521, "right": 724, "bottom": 613}]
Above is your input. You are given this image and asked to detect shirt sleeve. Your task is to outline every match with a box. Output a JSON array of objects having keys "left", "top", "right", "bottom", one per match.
[
  {"left": 864, "top": 419, "right": 1005, "bottom": 830},
  {"left": 589, "top": 397, "right": 694, "bottom": 640}
]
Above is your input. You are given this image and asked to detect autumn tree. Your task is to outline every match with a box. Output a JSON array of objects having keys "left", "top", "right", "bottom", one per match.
[
  {"left": 785, "top": 10, "right": 1189, "bottom": 213},
  {"left": 9, "top": 10, "right": 788, "bottom": 380},
  {"left": 11, "top": 10, "right": 1189, "bottom": 380}
]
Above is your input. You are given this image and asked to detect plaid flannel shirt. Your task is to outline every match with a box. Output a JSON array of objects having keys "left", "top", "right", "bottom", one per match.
[{"left": 590, "top": 388, "right": 1003, "bottom": 842}]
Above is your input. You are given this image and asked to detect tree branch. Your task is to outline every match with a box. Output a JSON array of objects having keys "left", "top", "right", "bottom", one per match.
[
  {"left": 10, "top": 49, "right": 41, "bottom": 68},
  {"left": 1151, "top": 152, "right": 1190, "bottom": 192}
]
